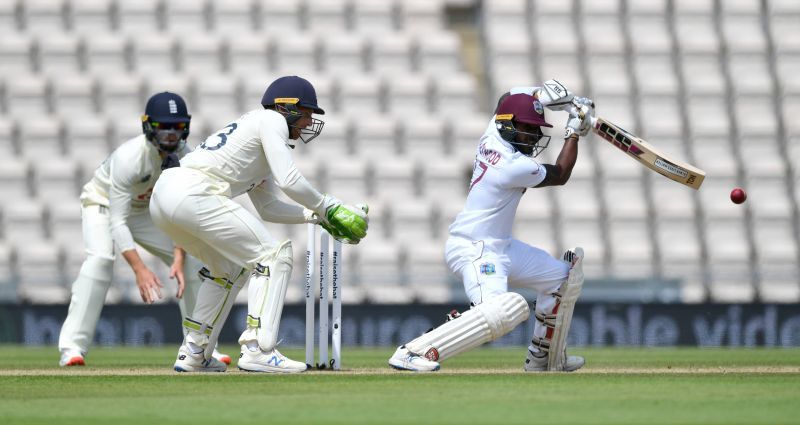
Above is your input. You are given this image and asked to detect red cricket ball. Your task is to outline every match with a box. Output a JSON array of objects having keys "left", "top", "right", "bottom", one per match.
[{"left": 730, "top": 187, "right": 747, "bottom": 204}]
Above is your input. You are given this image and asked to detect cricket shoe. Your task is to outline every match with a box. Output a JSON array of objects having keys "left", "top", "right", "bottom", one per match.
[
  {"left": 237, "top": 346, "right": 307, "bottom": 373},
  {"left": 59, "top": 350, "right": 85, "bottom": 367},
  {"left": 173, "top": 345, "right": 227, "bottom": 372},
  {"left": 212, "top": 348, "right": 232, "bottom": 365},
  {"left": 523, "top": 349, "right": 585, "bottom": 372},
  {"left": 388, "top": 346, "right": 440, "bottom": 372}
]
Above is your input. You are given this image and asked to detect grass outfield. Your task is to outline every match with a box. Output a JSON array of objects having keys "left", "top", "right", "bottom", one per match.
[{"left": 1, "top": 346, "right": 799, "bottom": 424}]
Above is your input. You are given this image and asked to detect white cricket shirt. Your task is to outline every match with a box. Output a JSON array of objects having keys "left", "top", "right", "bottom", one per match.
[{"left": 448, "top": 118, "right": 547, "bottom": 242}]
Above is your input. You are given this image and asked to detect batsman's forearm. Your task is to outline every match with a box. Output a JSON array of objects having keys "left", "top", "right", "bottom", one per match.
[{"left": 555, "top": 135, "right": 579, "bottom": 183}]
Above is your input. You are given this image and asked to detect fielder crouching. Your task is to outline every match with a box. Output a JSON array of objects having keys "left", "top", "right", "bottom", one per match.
[
  {"left": 150, "top": 76, "right": 368, "bottom": 373},
  {"left": 389, "top": 80, "right": 593, "bottom": 372}
]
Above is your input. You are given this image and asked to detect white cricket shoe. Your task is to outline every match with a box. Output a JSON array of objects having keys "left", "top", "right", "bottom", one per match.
[
  {"left": 523, "top": 349, "right": 585, "bottom": 372},
  {"left": 212, "top": 348, "right": 232, "bottom": 365},
  {"left": 388, "top": 346, "right": 440, "bottom": 372},
  {"left": 59, "top": 350, "right": 85, "bottom": 367},
  {"left": 237, "top": 346, "right": 307, "bottom": 373},
  {"left": 173, "top": 345, "right": 227, "bottom": 372}
]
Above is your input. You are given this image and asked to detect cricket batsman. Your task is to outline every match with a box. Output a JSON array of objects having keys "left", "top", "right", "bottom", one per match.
[
  {"left": 389, "top": 80, "right": 593, "bottom": 372},
  {"left": 58, "top": 92, "right": 231, "bottom": 367},
  {"left": 150, "top": 76, "right": 369, "bottom": 373}
]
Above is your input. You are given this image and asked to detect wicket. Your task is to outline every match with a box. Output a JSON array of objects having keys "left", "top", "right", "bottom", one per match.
[{"left": 305, "top": 223, "right": 342, "bottom": 370}]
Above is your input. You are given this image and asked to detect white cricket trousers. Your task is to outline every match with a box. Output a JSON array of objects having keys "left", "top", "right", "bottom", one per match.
[
  {"left": 58, "top": 204, "right": 204, "bottom": 355},
  {"left": 445, "top": 235, "right": 570, "bottom": 351},
  {"left": 149, "top": 167, "right": 280, "bottom": 280}
]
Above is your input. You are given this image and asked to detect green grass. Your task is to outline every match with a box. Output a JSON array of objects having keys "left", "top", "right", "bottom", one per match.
[{"left": 0, "top": 346, "right": 799, "bottom": 425}]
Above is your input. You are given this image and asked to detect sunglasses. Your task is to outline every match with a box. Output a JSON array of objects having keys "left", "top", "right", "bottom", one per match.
[{"left": 151, "top": 122, "right": 188, "bottom": 130}]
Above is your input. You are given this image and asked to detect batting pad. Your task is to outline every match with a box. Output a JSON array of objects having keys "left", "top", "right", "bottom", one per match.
[
  {"left": 239, "top": 240, "right": 293, "bottom": 352},
  {"left": 405, "top": 292, "right": 530, "bottom": 362},
  {"left": 548, "top": 247, "right": 584, "bottom": 371}
]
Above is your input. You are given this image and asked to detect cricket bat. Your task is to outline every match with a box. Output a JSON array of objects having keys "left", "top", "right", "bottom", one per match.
[{"left": 591, "top": 116, "right": 706, "bottom": 189}]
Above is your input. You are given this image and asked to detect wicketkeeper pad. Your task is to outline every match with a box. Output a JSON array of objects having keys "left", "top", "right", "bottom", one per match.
[
  {"left": 404, "top": 292, "right": 530, "bottom": 362},
  {"left": 239, "top": 240, "right": 293, "bottom": 351},
  {"left": 183, "top": 267, "right": 246, "bottom": 360}
]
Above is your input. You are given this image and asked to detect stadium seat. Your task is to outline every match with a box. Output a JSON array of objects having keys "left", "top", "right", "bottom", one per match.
[
  {"left": 675, "top": 16, "right": 720, "bottom": 55},
  {"left": 320, "top": 34, "right": 367, "bottom": 75},
  {"left": 261, "top": 0, "right": 302, "bottom": 32},
  {"left": 49, "top": 198, "right": 82, "bottom": 246},
  {"left": 433, "top": 74, "right": 478, "bottom": 117},
  {"left": 69, "top": 0, "right": 114, "bottom": 35},
  {"left": 23, "top": 0, "right": 67, "bottom": 35},
  {"left": 514, "top": 195, "right": 557, "bottom": 254},
  {"left": 0, "top": 160, "right": 31, "bottom": 201},
  {"left": 422, "top": 156, "right": 470, "bottom": 201},
  {"left": 355, "top": 241, "right": 412, "bottom": 303},
  {"left": 305, "top": 0, "right": 349, "bottom": 32},
  {"left": 0, "top": 118, "right": 17, "bottom": 158},
  {"left": 404, "top": 241, "right": 454, "bottom": 304},
  {"left": 417, "top": 32, "right": 463, "bottom": 74},
  {"left": 3, "top": 200, "right": 47, "bottom": 243},
  {"left": 384, "top": 75, "right": 430, "bottom": 117},
  {"left": 178, "top": 34, "right": 224, "bottom": 75},
  {"left": 193, "top": 75, "right": 241, "bottom": 123},
  {"left": 608, "top": 217, "right": 655, "bottom": 278},
  {"left": 681, "top": 56, "right": 726, "bottom": 96},
  {"left": 588, "top": 55, "right": 631, "bottom": 97},
  {"left": 389, "top": 201, "right": 435, "bottom": 244},
  {"left": 721, "top": 15, "right": 768, "bottom": 54},
  {"left": 5, "top": 75, "right": 50, "bottom": 117},
  {"left": 37, "top": 34, "right": 82, "bottom": 75},
  {"left": 629, "top": 15, "right": 673, "bottom": 55},
  {"left": 353, "top": 115, "right": 398, "bottom": 158},
  {"left": 634, "top": 55, "right": 678, "bottom": 95},
  {"left": 401, "top": 115, "right": 447, "bottom": 158},
  {"left": 0, "top": 34, "right": 33, "bottom": 77},
  {"left": 210, "top": 0, "right": 255, "bottom": 35},
  {"left": 19, "top": 117, "right": 64, "bottom": 161},
  {"left": 0, "top": 0, "right": 20, "bottom": 34},
  {"left": 534, "top": 15, "right": 579, "bottom": 54},
  {"left": 51, "top": 75, "right": 97, "bottom": 118},
  {"left": 337, "top": 75, "right": 383, "bottom": 116},
  {"left": 15, "top": 242, "right": 68, "bottom": 304},
  {"left": 84, "top": 35, "right": 129, "bottom": 75},
  {"left": 271, "top": 32, "right": 317, "bottom": 74},
  {"left": 227, "top": 34, "right": 271, "bottom": 76},
  {"left": 483, "top": 0, "right": 528, "bottom": 36},
  {"left": 603, "top": 177, "right": 649, "bottom": 220},
  {"left": 132, "top": 35, "right": 178, "bottom": 76},
  {"left": 67, "top": 118, "right": 111, "bottom": 167},
  {"left": 582, "top": 16, "right": 626, "bottom": 56},
  {"left": 324, "top": 157, "right": 369, "bottom": 203},
  {"left": 117, "top": 0, "right": 162, "bottom": 35},
  {"left": 352, "top": 0, "right": 396, "bottom": 34},
  {"left": 553, "top": 177, "right": 600, "bottom": 220},
  {"left": 399, "top": 0, "right": 444, "bottom": 32},
  {"left": 0, "top": 243, "right": 16, "bottom": 301},
  {"left": 164, "top": 0, "right": 208, "bottom": 35},
  {"left": 370, "top": 33, "right": 414, "bottom": 75},
  {"left": 33, "top": 157, "right": 79, "bottom": 202}
]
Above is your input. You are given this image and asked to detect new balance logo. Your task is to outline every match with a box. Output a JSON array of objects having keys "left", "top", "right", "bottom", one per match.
[
  {"left": 267, "top": 356, "right": 284, "bottom": 366},
  {"left": 178, "top": 355, "right": 187, "bottom": 360}
]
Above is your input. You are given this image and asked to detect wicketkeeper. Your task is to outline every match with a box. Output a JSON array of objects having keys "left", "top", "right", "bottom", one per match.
[
  {"left": 150, "top": 76, "right": 369, "bottom": 373},
  {"left": 389, "top": 80, "right": 594, "bottom": 372}
]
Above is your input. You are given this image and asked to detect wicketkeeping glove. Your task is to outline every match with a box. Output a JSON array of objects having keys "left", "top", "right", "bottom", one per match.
[{"left": 322, "top": 203, "right": 369, "bottom": 244}]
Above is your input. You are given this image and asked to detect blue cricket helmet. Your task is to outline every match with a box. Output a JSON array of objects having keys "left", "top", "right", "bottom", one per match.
[
  {"left": 261, "top": 76, "right": 325, "bottom": 114},
  {"left": 144, "top": 91, "right": 191, "bottom": 123},
  {"left": 142, "top": 92, "right": 191, "bottom": 153}
]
